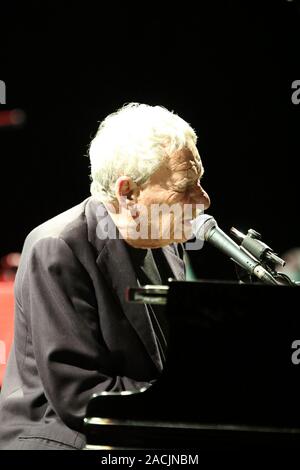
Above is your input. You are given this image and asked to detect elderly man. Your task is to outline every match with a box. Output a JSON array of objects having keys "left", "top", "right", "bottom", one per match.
[{"left": 0, "top": 103, "right": 210, "bottom": 449}]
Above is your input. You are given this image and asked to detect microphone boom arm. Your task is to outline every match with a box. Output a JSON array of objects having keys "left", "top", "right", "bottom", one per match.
[{"left": 191, "top": 215, "right": 297, "bottom": 287}]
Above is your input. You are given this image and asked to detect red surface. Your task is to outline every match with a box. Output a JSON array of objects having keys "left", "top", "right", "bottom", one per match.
[{"left": 0, "top": 281, "right": 14, "bottom": 385}]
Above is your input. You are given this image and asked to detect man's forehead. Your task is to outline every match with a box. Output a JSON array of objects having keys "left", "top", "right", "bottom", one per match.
[{"left": 168, "top": 147, "right": 203, "bottom": 174}]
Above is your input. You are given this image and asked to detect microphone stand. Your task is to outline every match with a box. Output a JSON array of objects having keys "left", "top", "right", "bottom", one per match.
[
  {"left": 127, "top": 225, "right": 298, "bottom": 307},
  {"left": 230, "top": 227, "right": 297, "bottom": 286}
]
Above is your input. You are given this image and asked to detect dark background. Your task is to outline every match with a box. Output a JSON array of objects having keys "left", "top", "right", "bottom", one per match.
[{"left": 1, "top": 0, "right": 299, "bottom": 280}]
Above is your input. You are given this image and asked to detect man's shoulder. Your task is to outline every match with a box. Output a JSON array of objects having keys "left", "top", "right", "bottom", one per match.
[
  {"left": 18, "top": 197, "right": 108, "bottom": 273},
  {"left": 19, "top": 196, "right": 110, "bottom": 267},
  {"left": 24, "top": 197, "right": 91, "bottom": 249}
]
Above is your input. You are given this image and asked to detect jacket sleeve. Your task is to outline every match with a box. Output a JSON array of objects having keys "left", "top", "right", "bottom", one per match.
[{"left": 20, "top": 236, "right": 151, "bottom": 431}]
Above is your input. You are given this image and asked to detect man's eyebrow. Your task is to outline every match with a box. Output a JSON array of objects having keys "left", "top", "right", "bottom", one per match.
[{"left": 194, "top": 164, "right": 204, "bottom": 180}]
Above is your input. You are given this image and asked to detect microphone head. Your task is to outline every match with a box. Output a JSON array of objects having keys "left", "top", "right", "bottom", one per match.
[{"left": 191, "top": 214, "right": 217, "bottom": 241}]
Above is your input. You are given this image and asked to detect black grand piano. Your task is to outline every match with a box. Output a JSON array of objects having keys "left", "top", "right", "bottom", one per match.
[{"left": 84, "top": 280, "right": 300, "bottom": 450}]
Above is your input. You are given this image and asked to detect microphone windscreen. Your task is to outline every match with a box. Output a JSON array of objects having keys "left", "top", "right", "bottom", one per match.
[{"left": 191, "top": 214, "right": 217, "bottom": 241}]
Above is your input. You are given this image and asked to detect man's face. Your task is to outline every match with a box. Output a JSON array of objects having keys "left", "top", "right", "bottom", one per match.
[{"left": 112, "top": 145, "right": 210, "bottom": 248}]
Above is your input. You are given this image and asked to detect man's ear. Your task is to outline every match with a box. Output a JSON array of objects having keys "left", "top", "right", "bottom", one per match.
[{"left": 115, "top": 176, "right": 139, "bottom": 204}]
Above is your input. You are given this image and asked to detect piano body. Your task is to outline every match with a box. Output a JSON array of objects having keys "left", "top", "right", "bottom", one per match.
[{"left": 84, "top": 281, "right": 300, "bottom": 450}]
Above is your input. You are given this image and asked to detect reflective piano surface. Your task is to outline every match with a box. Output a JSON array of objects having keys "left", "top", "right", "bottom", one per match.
[{"left": 84, "top": 281, "right": 300, "bottom": 450}]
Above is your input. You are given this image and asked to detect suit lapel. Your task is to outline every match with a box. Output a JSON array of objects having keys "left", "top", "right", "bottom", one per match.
[{"left": 97, "top": 239, "right": 163, "bottom": 372}]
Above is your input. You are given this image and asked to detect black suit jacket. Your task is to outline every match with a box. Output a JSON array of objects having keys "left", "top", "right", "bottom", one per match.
[{"left": 0, "top": 197, "right": 185, "bottom": 449}]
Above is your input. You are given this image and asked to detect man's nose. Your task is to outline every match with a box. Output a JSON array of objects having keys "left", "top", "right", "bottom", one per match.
[{"left": 194, "top": 186, "right": 211, "bottom": 210}]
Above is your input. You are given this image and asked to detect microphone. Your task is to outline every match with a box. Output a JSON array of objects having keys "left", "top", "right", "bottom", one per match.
[{"left": 192, "top": 214, "right": 278, "bottom": 285}]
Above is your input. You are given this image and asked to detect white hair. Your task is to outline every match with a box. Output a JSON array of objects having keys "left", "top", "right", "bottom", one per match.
[{"left": 89, "top": 103, "right": 198, "bottom": 202}]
